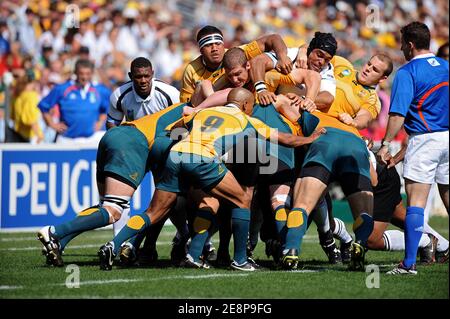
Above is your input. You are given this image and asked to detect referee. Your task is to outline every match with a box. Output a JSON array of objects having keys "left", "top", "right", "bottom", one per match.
[{"left": 378, "top": 22, "right": 449, "bottom": 275}]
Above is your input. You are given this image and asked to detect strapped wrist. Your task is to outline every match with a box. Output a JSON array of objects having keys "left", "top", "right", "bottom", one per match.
[{"left": 254, "top": 81, "right": 267, "bottom": 93}]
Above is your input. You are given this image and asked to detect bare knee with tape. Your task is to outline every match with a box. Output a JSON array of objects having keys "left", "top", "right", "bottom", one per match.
[
  {"left": 101, "top": 195, "right": 131, "bottom": 223},
  {"left": 271, "top": 193, "right": 291, "bottom": 211}
]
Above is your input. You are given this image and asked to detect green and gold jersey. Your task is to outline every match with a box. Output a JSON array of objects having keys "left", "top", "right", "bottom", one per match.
[
  {"left": 171, "top": 106, "right": 274, "bottom": 158},
  {"left": 330, "top": 55, "right": 381, "bottom": 120},
  {"left": 122, "top": 102, "right": 186, "bottom": 150}
]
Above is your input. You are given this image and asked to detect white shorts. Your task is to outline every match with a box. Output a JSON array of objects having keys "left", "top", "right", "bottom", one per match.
[
  {"left": 55, "top": 131, "right": 105, "bottom": 147},
  {"left": 403, "top": 130, "right": 449, "bottom": 184}
]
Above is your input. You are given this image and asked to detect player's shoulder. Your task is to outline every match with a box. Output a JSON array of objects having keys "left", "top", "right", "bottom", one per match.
[
  {"left": 111, "top": 81, "right": 133, "bottom": 101},
  {"left": 56, "top": 80, "right": 74, "bottom": 91},
  {"left": 184, "top": 56, "right": 204, "bottom": 74},
  {"left": 331, "top": 55, "right": 353, "bottom": 69},
  {"left": 114, "top": 81, "right": 133, "bottom": 93}
]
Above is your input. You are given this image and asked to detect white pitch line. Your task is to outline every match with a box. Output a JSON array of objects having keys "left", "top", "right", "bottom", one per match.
[
  {"left": 53, "top": 273, "right": 250, "bottom": 287},
  {"left": 0, "top": 285, "right": 23, "bottom": 290}
]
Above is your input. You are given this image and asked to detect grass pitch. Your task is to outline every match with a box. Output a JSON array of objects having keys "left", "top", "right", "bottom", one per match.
[{"left": 0, "top": 216, "right": 448, "bottom": 299}]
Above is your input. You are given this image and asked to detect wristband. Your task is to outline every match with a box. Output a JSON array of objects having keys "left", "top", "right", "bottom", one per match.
[
  {"left": 254, "top": 81, "right": 267, "bottom": 93},
  {"left": 381, "top": 140, "right": 391, "bottom": 148}
]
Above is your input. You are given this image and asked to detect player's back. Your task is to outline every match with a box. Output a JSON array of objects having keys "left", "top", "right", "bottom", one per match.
[
  {"left": 172, "top": 106, "right": 256, "bottom": 158},
  {"left": 313, "top": 110, "right": 361, "bottom": 137},
  {"left": 392, "top": 55, "right": 448, "bottom": 134},
  {"left": 405, "top": 56, "right": 448, "bottom": 129},
  {"left": 123, "top": 102, "right": 186, "bottom": 149}
]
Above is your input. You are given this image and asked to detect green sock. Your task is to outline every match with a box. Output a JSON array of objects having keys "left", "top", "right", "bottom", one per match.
[
  {"left": 231, "top": 208, "right": 250, "bottom": 264},
  {"left": 112, "top": 213, "right": 151, "bottom": 255},
  {"left": 59, "top": 232, "right": 83, "bottom": 251},
  {"left": 188, "top": 210, "right": 215, "bottom": 262},
  {"left": 274, "top": 205, "right": 288, "bottom": 247},
  {"left": 284, "top": 208, "right": 308, "bottom": 252},
  {"left": 53, "top": 206, "right": 110, "bottom": 239}
]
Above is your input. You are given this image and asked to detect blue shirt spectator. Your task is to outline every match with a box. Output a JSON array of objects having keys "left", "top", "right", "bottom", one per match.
[{"left": 38, "top": 59, "right": 110, "bottom": 142}]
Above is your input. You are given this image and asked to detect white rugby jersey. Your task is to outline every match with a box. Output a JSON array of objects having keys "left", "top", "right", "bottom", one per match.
[
  {"left": 108, "top": 78, "right": 180, "bottom": 125},
  {"left": 265, "top": 47, "right": 336, "bottom": 97}
]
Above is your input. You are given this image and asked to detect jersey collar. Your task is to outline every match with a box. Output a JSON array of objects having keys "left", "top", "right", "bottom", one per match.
[
  {"left": 202, "top": 58, "right": 223, "bottom": 72},
  {"left": 355, "top": 72, "right": 376, "bottom": 90},
  {"left": 411, "top": 52, "right": 435, "bottom": 60}
]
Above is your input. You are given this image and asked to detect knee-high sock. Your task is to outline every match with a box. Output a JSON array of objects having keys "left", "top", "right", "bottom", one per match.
[
  {"left": 218, "top": 208, "right": 232, "bottom": 256},
  {"left": 333, "top": 218, "right": 353, "bottom": 244},
  {"left": 312, "top": 198, "right": 330, "bottom": 233},
  {"left": 383, "top": 230, "right": 430, "bottom": 251},
  {"left": 59, "top": 232, "right": 82, "bottom": 251},
  {"left": 249, "top": 206, "right": 264, "bottom": 248},
  {"left": 274, "top": 205, "right": 288, "bottom": 246},
  {"left": 423, "top": 223, "right": 449, "bottom": 252},
  {"left": 113, "top": 207, "right": 130, "bottom": 237},
  {"left": 231, "top": 208, "right": 250, "bottom": 264},
  {"left": 53, "top": 206, "right": 110, "bottom": 239},
  {"left": 404, "top": 206, "right": 424, "bottom": 268},
  {"left": 111, "top": 213, "right": 151, "bottom": 255},
  {"left": 143, "top": 216, "right": 168, "bottom": 250},
  {"left": 189, "top": 210, "right": 215, "bottom": 262},
  {"left": 170, "top": 208, "right": 189, "bottom": 240},
  {"left": 353, "top": 213, "right": 374, "bottom": 246},
  {"left": 284, "top": 208, "right": 308, "bottom": 253}
]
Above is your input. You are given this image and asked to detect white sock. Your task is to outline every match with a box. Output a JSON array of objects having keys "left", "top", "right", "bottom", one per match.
[
  {"left": 383, "top": 230, "right": 404, "bottom": 251},
  {"left": 423, "top": 223, "right": 449, "bottom": 252},
  {"left": 113, "top": 207, "right": 130, "bottom": 237},
  {"left": 333, "top": 218, "right": 353, "bottom": 244},
  {"left": 383, "top": 230, "right": 431, "bottom": 251},
  {"left": 312, "top": 198, "right": 330, "bottom": 233}
]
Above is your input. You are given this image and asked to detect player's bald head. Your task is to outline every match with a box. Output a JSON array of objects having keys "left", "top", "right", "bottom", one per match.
[{"left": 227, "top": 88, "right": 255, "bottom": 114}]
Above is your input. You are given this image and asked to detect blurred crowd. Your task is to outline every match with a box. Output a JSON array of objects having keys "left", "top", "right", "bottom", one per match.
[{"left": 0, "top": 0, "right": 448, "bottom": 143}]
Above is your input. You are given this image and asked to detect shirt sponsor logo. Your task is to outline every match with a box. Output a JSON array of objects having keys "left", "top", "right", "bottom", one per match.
[
  {"left": 427, "top": 58, "right": 440, "bottom": 66},
  {"left": 338, "top": 69, "right": 351, "bottom": 77}
]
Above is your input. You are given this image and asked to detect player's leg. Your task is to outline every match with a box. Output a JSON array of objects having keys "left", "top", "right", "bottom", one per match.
[
  {"left": 55, "top": 181, "right": 106, "bottom": 256},
  {"left": 99, "top": 189, "right": 178, "bottom": 270},
  {"left": 98, "top": 150, "right": 183, "bottom": 270},
  {"left": 208, "top": 171, "right": 256, "bottom": 270},
  {"left": 310, "top": 193, "right": 342, "bottom": 264},
  {"left": 401, "top": 180, "right": 432, "bottom": 269},
  {"left": 283, "top": 173, "right": 328, "bottom": 269},
  {"left": 437, "top": 184, "right": 449, "bottom": 212},
  {"left": 184, "top": 190, "right": 219, "bottom": 267},
  {"left": 269, "top": 183, "right": 291, "bottom": 252},
  {"left": 37, "top": 177, "right": 133, "bottom": 267}
]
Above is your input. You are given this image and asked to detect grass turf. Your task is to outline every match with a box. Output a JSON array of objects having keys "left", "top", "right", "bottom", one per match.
[{"left": 0, "top": 216, "right": 448, "bottom": 299}]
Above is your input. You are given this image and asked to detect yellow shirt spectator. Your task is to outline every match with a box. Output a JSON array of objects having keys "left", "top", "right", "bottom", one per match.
[{"left": 12, "top": 90, "right": 43, "bottom": 142}]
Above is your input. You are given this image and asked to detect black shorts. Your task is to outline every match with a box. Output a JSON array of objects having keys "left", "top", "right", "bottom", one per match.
[
  {"left": 373, "top": 165, "right": 403, "bottom": 222},
  {"left": 300, "top": 163, "right": 372, "bottom": 197},
  {"left": 225, "top": 136, "right": 260, "bottom": 187},
  {"left": 258, "top": 157, "right": 295, "bottom": 186}
]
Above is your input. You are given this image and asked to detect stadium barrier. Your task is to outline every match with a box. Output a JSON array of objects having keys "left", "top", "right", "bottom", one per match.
[{"left": 0, "top": 143, "right": 153, "bottom": 231}]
